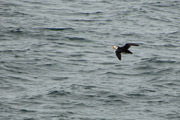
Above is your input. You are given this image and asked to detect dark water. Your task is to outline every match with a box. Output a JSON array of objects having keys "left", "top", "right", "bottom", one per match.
[{"left": 0, "top": 0, "right": 180, "bottom": 120}]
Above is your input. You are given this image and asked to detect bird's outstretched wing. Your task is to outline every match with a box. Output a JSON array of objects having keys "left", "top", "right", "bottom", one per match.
[
  {"left": 123, "top": 43, "right": 139, "bottom": 49},
  {"left": 115, "top": 51, "right": 121, "bottom": 60}
]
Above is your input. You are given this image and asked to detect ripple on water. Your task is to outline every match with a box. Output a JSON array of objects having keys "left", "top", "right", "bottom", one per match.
[
  {"left": 44, "top": 27, "right": 75, "bottom": 31},
  {"left": 51, "top": 77, "right": 69, "bottom": 81},
  {"left": 66, "top": 37, "right": 92, "bottom": 43},
  {"left": 47, "top": 90, "right": 71, "bottom": 97},
  {"left": 74, "top": 11, "right": 103, "bottom": 16}
]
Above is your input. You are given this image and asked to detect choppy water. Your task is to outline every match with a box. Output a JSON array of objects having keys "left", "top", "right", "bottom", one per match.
[{"left": 0, "top": 0, "right": 180, "bottom": 120}]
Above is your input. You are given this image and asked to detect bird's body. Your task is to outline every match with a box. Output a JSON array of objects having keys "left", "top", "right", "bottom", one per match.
[{"left": 113, "top": 43, "right": 139, "bottom": 60}]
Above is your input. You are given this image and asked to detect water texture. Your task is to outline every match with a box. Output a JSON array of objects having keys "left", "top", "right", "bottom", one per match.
[{"left": 0, "top": 0, "right": 180, "bottom": 120}]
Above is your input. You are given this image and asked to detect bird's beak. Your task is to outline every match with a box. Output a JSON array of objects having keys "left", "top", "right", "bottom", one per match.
[{"left": 112, "top": 46, "right": 118, "bottom": 50}]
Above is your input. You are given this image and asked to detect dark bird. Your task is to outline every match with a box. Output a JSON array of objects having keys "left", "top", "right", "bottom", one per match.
[{"left": 112, "top": 43, "right": 139, "bottom": 60}]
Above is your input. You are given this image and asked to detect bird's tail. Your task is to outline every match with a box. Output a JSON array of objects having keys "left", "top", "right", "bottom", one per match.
[{"left": 125, "top": 50, "right": 132, "bottom": 54}]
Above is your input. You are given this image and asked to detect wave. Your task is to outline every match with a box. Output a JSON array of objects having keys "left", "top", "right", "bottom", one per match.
[{"left": 44, "top": 27, "right": 75, "bottom": 31}]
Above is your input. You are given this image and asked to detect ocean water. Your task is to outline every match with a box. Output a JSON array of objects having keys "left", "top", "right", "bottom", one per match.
[{"left": 0, "top": 0, "right": 180, "bottom": 120}]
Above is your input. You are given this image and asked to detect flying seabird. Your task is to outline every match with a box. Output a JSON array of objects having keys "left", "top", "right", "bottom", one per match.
[{"left": 112, "top": 43, "right": 139, "bottom": 60}]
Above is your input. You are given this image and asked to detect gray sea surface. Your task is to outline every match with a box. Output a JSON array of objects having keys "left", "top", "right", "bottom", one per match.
[{"left": 0, "top": 0, "right": 180, "bottom": 120}]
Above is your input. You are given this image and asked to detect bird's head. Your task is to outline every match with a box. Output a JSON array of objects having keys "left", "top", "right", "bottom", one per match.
[{"left": 112, "top": 46, "right": 118, "bottom": 50}]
